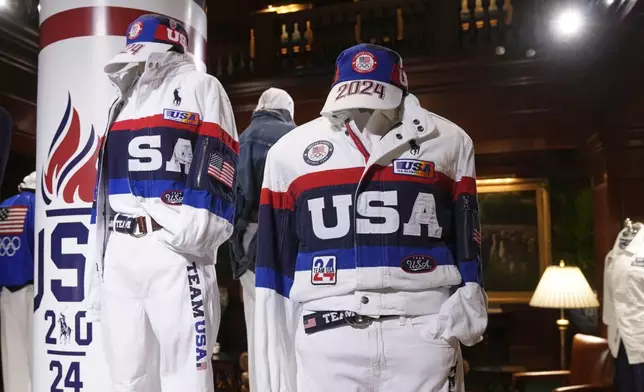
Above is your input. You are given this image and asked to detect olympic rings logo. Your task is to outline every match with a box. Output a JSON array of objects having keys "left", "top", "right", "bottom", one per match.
[{"left": 0, "top": 237, "right": 21, "bottom": 257}]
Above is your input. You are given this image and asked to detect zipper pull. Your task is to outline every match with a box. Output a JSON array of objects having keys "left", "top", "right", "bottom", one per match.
[{"left": 463, "top": 196, "right": 470, "bottom": 211}]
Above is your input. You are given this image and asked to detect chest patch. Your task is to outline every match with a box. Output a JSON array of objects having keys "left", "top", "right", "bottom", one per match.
[
  {"left": 632, "top": 257, "right": 644, "bottom": 267},
  {"left": 163, "top": 109, "right": 200, "bottom": 126},
  {"left": 161, "top": 190, "right": 184, "bottom": 205},
  {"left": 393, "top": 159, "right": 435, "bottom": 179},
  {"left": 401, "top": 255, "right": 437, "bottom": 273},
  {"left": 311, "top": 255, "right": 337, "bottom": 285},
  {"left": 303, "top": 140, "right": 334, "bottom": 166}
]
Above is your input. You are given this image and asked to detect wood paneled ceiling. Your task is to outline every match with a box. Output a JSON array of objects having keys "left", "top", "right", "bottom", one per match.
[{"left": 0, "top": 0, "right": 641, "bottom": 157}]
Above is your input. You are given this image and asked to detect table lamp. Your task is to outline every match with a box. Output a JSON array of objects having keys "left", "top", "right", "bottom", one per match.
[{"left": 529, "top": 260, "right": 600, "bottom": 369}]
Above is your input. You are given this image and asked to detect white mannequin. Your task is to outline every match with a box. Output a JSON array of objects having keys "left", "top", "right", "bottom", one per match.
[{"left": 102, "top": 58, "right": 162, "bottom": 392}]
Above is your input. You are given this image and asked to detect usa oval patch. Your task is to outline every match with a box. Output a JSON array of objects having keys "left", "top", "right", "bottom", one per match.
[
  {"left": 161, "top": 190, "right": 184, "bottom": 205},
  {"left": 400, "top": 255, "right": 437, "bottom": 274}
]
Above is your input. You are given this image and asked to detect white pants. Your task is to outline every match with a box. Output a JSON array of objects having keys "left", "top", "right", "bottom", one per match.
[
  {"left": 1, "top": 285, "right": 33, "bottom": 392},
  {"left": 239, "top": 271, "right": 256, "bottom": 392},
  {"left": 295, "top": 313, "right": 465, "bottom": 392},
  {"left": 101, "top": 232, "right": 220, "bottom": 392},
  {"left": 240, "top": 223, "right": 258, "bottom": 391}
]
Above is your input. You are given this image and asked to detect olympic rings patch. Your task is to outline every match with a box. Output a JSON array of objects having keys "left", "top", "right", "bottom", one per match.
[
  {"left": 303, "top": 140, "right": 334, "bottom": 166},
  {"left": 0, "top": 236, "right": 21, "bottom": 257}
]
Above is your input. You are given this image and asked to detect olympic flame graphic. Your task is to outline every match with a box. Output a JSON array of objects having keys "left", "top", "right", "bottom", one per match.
[{"left": 42, "top": 93, "right": 102, "bottom": 205}]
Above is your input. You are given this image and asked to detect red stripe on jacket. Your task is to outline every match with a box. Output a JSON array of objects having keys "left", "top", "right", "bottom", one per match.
[
  {"left": 110, "top": 114, "right": 239, "bottom": 153},
  {"left": 259, "top": 166, "right": 474, "bottom": 210}
]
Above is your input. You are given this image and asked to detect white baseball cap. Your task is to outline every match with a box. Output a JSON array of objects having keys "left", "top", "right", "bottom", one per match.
[
  {"left": 105, "top": 14, "right": 189, "bottom": 74},
  {"left": 321, "top": 44, "right": 409, "bottom": 115}
]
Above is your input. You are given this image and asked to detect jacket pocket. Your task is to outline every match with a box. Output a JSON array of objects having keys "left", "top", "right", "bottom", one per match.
[{"left": 407, "top": 314, "right": 453, "bottom": 347}]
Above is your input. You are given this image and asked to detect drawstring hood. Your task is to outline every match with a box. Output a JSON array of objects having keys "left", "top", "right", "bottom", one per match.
[{"left": 254, "top": 88, "right": 295, "bottom": 123}]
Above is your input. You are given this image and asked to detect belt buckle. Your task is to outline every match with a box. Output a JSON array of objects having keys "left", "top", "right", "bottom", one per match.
[
  {"left": 346, "top": 314, "right": 373, "bottom": 327},
  {"left": 130, "top": 216, "right": 148, "bottom": 238}
]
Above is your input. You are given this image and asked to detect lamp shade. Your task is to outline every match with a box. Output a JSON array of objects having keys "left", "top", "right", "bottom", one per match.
[{"left": 529, "top": 261, "right": 600, "bottom": 309}]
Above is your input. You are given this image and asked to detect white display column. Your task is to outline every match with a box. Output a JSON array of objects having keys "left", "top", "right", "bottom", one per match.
[{"left": 35, "top": 1, "right": 207, "bottom": 390}]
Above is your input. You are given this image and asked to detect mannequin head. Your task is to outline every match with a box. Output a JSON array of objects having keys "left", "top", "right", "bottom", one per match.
[
  {"left": 18, "top": 171, "right": 36, "bottom": 193},
  {"left": 104, "top": 13, "right": 189, "bottom": 74}
]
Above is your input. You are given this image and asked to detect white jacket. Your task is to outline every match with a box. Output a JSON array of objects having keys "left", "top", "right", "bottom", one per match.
[
  {"left": 603, "top": 224, "right": 644, "bottom": 364},
  {"left": 88, "top": 52, "right": 238, "bottom": 315},
  {"left": 254, "top": 95, "right": 488, "bottom": 391}
]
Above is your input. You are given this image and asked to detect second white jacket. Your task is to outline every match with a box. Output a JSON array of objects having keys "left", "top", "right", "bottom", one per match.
[{"left": 603, "top": 224, "right": 644, "bottom": 364}]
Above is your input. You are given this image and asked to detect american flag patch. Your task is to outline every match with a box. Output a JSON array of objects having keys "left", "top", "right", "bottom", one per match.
[
  {"left": 473, "top": 229, "right": 482, "bottom": 245},
  {"left": 207, "top": 153, "right": 235, "bottom": 188},
  {"left": 0, "top": 206, "right": 28, "bottom": 235},
  {"left": 303, "top": 317, "right": 317, "bottom": 329},
  {"left": 196, "top": 361, "right": 208, "bottom": 371}
]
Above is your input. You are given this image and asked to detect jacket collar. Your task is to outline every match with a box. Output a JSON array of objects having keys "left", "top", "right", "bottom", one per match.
[
  {"left": 624, "top": 225, "right": 644, "bottom": 255},
  {"left": 323, "top": 95, "right": 437, "bottom": 142},
  {"left": 252, "top": 109, "right": 294, "bottom": 125},
  {"left": 107, "top": 51, "right": 196, "bottom": 96}
]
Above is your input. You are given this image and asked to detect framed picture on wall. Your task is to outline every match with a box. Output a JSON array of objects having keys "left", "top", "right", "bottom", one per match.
[{"left": 477, "top": 178, "right": 552, "bottom": 304}]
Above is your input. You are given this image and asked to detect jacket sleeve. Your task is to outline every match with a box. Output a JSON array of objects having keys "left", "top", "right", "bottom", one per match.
[
  {"left": 254, "top": 148, "right": 301, "bottom": 392},
  {"left": 229, "top": 137, "right": 254, "bottom": 278},
  {"left": 602, "top": 249, "right": 615, "bottom": 327},
  {"left": 438, "top": 135, "right": 488, "bottom": 346},
  {"left": 156, "top": 77, "right": 239, "bottom": 259}
]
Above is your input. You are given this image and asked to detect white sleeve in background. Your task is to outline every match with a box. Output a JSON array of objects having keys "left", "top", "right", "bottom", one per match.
[{"left": 253, "top": 148, "right": 301, "bottom": 392}]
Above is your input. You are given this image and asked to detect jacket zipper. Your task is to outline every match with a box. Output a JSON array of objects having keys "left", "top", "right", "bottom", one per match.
[
  {"left": 462, "top": 196, "right": 473, "bottom": 261},
  {"left": 129, "top": 77, "right": 144, "bottom": 200},
  {"left": 348, "top": 119, "right": 402, "bottom": 286},
  {"left": 97, "top": 98, "right": 124, "bottom": 279},
  {"left": 196, "top": 137, "right": 210, "bottom": 188}
]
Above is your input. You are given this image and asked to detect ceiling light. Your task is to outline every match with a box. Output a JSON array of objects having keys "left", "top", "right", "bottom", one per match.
[
  {"left": 552, "top": 8, "right": 584, "bottom": 39},
  {"left": 0, "top": 0, "right": 9, "bottom": 9}
]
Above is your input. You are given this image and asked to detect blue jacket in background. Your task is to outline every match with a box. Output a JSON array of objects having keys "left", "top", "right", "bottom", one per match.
[
  {"left": 0, "top": 190, "right": 35, "bottom": 288},
  {"left": 229, "top": 109, "right": 296, "bottom": 279}
]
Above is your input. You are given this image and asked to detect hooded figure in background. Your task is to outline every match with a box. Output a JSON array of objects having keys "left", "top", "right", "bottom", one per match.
[
  {"left": 229, "top": 87, "right": 296, "bottom": 392},
  {"left": 0, "top": 171, "right": 36, "bottom": 392}
]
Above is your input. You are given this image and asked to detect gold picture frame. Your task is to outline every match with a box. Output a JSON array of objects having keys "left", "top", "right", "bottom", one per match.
[{"left": 476, "top": 178, "right": 552, "bottom": 304}]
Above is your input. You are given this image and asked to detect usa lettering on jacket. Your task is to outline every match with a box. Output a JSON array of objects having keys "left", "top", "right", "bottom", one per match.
[
  {"left": 308, "top": 190, "right": 442, "bottom": 240},
  {"left": 127, "top": 135, "right": 193, "bottom": 174}
]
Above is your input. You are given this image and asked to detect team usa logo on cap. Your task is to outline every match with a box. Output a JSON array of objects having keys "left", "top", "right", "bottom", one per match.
[
  {"left": 392, "top": 64, "right": 408, "bottom": 89},
  {"left": 128, "top": 22, "right": 143, "bottom": 40},
  {"left": 352, "top": 51, "right": 378, "bottom": 74}
]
